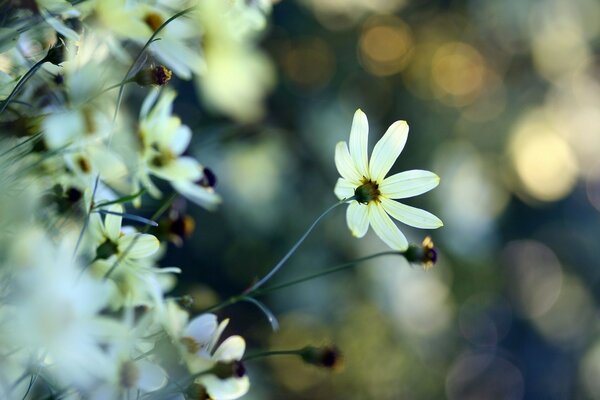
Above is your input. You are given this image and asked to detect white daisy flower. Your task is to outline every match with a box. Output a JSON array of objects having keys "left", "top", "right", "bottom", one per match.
[{"left": 334, "top": 109, "right": 443, "bottom": 251}]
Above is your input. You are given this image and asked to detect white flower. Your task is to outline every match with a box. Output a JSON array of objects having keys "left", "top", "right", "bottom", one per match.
[
  {"left": 135, "top": 89, "right": 221, "bottom": 209},
  {"left": 1, "top": 228, "right": 119, "bottom": 390},
  {"left": 87, "top": 204, "right": 167, "bottom": 308},
  {"left": 334, "top": 109, "right": 443, "bottom": 250},
  {"left": 183, "top": 314, "right": 249, "bottom": 400},
  {"left": 159, "top": 304, "right": 249, "bottom": 400},
  {"left": 88, "top": 310, "right": 168, "bottom": 400}
]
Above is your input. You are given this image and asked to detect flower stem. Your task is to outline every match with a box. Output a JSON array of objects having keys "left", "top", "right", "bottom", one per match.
[
  {"left": 244, "top": 199, "right": 350, "bottom": 294},
  {"left": 243, "top": 349, "right": 303, "bottom": 362},
  {"left": 201, "top": 250, "right": 402, "bottom": 314},
  {"left": 253, "top": 251, "right": 402, "bottom": 297}
]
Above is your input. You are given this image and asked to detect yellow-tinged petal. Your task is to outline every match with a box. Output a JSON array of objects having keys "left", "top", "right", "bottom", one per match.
[
  {"left": 379, "top": 170, "right": 440, "bottom": 199},
  {"left": 369, "top": 120, "right": 408, "bottom": 183},
  {"left": 380, "top": 197, "right": 443, "bottom": 229},
  {"left": 334, "top": 178, "right": 355, "bottom": 200},
  {"left": 334, "top": 141, "right": 361, "bottom": 183},
  {"left": 118, "top": 234, "right": 160, "bottom": 259},
  {"left": 213, "top": 335, "right": 246, "bottom": 362},
  {"left": 105, "top": 204, "right": 123, "bottom": 241},
  {"left": 368, "top": 203, "right": 408, "bottom": 250},
  {"left": 349, "top": 109, "right": 369, "bottom": 177},
  {"left": 150, "top": 157, "right": 202, "bottom": 182},
  {"left": 201, "top": 375, "right": 250, "bottom": 400},
  {"left": 346, "top": 202, "right": 369, "bottom": 238}
]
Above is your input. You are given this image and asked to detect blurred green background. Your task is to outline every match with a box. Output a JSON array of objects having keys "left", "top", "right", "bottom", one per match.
[{"left": 164, "top": 0, "right": 600, "bottom": 398}]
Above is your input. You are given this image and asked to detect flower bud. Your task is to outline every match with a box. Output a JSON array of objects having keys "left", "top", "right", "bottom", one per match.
[
  {"left": 404, "top": 236, "right": 438, "bottom": 270},
  {"left": 198, "top": 167, "right": 217, "bottom": 189},
  {"left": 44, "top": 40, "right": 65, "bottom": 66},
  {"left": 300, "top": 345, "right": 343, "bottom": 370},
  {"left": 210, "top": 360, "right": 246, "bottom": 380},
  {"left": 133, "top": 65, "right": 172, "bottom": 86}
]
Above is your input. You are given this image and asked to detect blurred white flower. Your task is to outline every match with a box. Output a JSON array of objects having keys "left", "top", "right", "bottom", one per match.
[
  {"left": 87, "top": 204, "right": 170, "bottom": 308},
  {"left": 334, "top": 109, "right": 443, "bottom": 250},
  {"left": 136, "top": 89, "right": 221, "bottom": 209},
  {"left": 88, "top": 309, "right": 168, "bottom": 400},
  {"left": 194, "top": 0, "right": 275, "bottom": 122},
  {"left": 91, "top": 0, "right": 203, "bottom": 79},
  {"left": 1, "top": 228, "right": 120, "bottom": 390}
]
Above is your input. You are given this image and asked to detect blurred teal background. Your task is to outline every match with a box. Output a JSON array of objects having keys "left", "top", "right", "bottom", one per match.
[{"left": 165, "top": 0, "right": 600, "bottom": 398}]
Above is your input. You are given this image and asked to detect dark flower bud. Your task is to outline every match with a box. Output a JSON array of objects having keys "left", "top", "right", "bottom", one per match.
[
  {"left": 211, "top": 360, "right": 246, "bottom": 380},
  {"left": 44, "top": 40, "right": 65, "bottom": 66},
  {"left": 300, "top": 345, "right": 343, "bottom": 370},
  {"left": 198, "top": 167, "right": 217, "bottom": 189},
  {"left": 404, "top": 236, "right": 438, "bottom": 270},
  {"left": 134, "top": 65, "right": 172, "bottom": 86}
]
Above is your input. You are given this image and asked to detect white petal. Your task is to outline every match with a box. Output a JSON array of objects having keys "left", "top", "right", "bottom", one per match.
[
  {"left": 380, "top": 198, "right": 443, "bottom": 229},
  {"left": 368, "top": 203, "right": 408, "bottom": 250},
  {"left": 104, "top": 204, "right": 123, "bottom": 241},
  {"left": 379, "top": 170, "right": 440, "bottom": 199},
  {"left": 184, "top": 314, "right": 218, "bottom": 346},
  {"left": 173, "top": 181, "right": 222, "bottom": 211},
  {"left": 213, "top": 336, "right": 245, "bottom": 362},
  {"left": 346, "top": 202, "right": 369, "bottom": 238},
  {"left": 334, "top": 141, "right": 361, "bottom": 182},
  {"left": 150, "top": 157, "right": 202, "bottom": 182},
  {"left": 349, "top": 109, "right": 369, "bottom": 177},
  {"left": 118, "top": 234, "right": 160, "bottom": 259},
  {"left": 137, "top": 360, "right": 168, "bottom": 392},
  {"left": 334, "top": 178, "right": 355, "bottom": 200},
  {"left": 202, "top": 376, "right": 250, "bottom": 400},
  {"left": 170, "top": 126, "right": 192, "bottom": 156},
  {"left": 208, "top": 318, "right": 230, "bottom": 354},
  {"left": 369, "top": 120, "right": 409, "bottom": 183}
]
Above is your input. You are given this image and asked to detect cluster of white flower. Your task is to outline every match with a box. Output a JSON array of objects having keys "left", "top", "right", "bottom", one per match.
[
  {"left": 0, "top": 0, "right": 443, "bottom": 398},
  {"left": 0, "top": 0, "right": 272, "bottom": 399}
]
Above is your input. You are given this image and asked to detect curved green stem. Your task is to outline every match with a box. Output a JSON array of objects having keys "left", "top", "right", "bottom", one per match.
[
  {"left": 201, "top": 250, "right": 402, "bottom": 314},
  {"left": 243, "top": 349, "right": 303, "bottom": 362},
  {"left": 244, "top": 199, "right": 350, "bottom": 294}
]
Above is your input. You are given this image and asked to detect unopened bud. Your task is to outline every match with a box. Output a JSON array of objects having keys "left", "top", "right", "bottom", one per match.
[
  {"left": 134, "top": 65, "right": 172, "bottom": 86},
  {"left": 211, "top": 360, "right": 246, "bottom": 380},
  {"left": 44, "top": 40, "right": 65, "bottom": 66},
  {"left": 198, "top": 167, "right": 217, "bottom": 189},
  {"left": 300, "top": 345, "right": 343, "bottom": 370},
  {"left": 404, "top": 236, "right": 438, "bottom": 270}
]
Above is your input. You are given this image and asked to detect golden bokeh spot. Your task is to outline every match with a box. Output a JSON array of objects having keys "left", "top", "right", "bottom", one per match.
[
  {"left": 509, "top": 110, "right": 578, "bottom": 202},
  {"left": 281, "top": 37, "right": 335, "bottom": 90},
  {"left": 359, "top": 15, "right": 413, "bottom": 76},
  {"left": 431, "top": 42, "right": 487, "bottom": 106}
]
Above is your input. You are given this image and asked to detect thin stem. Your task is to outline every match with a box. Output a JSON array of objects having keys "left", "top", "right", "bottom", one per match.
[
  {"left": 243, "top": 349, "right": 303, "bottom": 362},
  {"left": 253, "top": 251, "right": 402, "bottom": 297},
  {"left": 244, "top": 199, "right": 349, "bottom": 293},
  {"left": 111, "top": 6, "right": 194, "bottom": 127},
  {"left": 0, "top": 58, "right": 46, "bottom": 115},
  {"left": 200, "top": 250, "right": 402, "bottom": 314}
]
